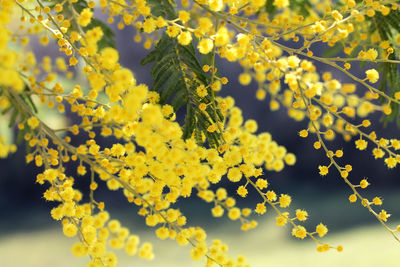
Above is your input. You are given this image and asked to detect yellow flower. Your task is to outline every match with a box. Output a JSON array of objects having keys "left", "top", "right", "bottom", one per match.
[
  {"left": 266, "top": 190, "right": 277, "bottom": 201},
  {"left": 215, "top": 27, "right": 230, "bottom": 47},
  {"left": 384, "top": 157, "right": 397, "bottom": 169},
  {"left": 355, "top": 139, "right": 368, "bottom": 150},
  {"left": 166, "top": 25, "right": 180, "bottom": 38},
  {"left": 71, "top": 242, "right": 87, "bottom": 257},
  {"left": 208, "top": 0, "right": 224, "bottom": 12},
  {"left": 27, "top": 116, "right": 39, "bottom": 129},
  {"left": 349, "top": 194, "right": 357, "bottom": 203},
  {"left": 331, "top": 10, "right": 343, "bottom": 21},
  {"left": 197, "top": 17, "right": 213, "bottom": 33},
  {"left": 318, "top": 165, "right": 329, "bottom": 176},
  {"left": 142, "top": 18, "right": 156, "bottom": 33},
  {"left": 162, "top": 104, "right": 174, "bottom": 117},
  {"left": 279, "top": 194, "right": 291, "bottom": 208},
  {"left": 296, "top": 209, "right": 308, "bottom": 221},
  {"left": 78, "top": 8, "right": 93, "bottom": 27},
  {"left": 63, "top": 223, "right": 78, "bottom": 237},
  {"left": 251, "top": 0, "right": 266, "bottom": 8},
  {"left": 211, "top": 205, "right": 224, "bottom": 217},
  {"left": 227, "top": 167, "right": 242, "bottom": 182},
  {"left": 197, "top": 38, "right": 213, "bottom": 54},
  {"left": 299, "top": 129, "right": 308, "bottom": 138},
  {"left": 178, "top": 10, "right": 190, "bottom": 23},
  {"left": 379, "top": 210, "right": 391, "bottom": 222},
  {"left": 276, "top": 214, "right": 288, "bottom": 226},
  {"left": 228, "top": 207, "right": 241, "bottom": 220},
  {"left": 237, "top": 185, "right": 248, "bottom": 197},
  {"left": 177, "top": 31, "right": 192, "bottom": 46},
  {"left": 100, "top": 47, "right": 119, "bottom": 69},
  {"left": 372, "top": 197, "right": 382, "bottom": 205},
  {"left": 238, "top": 73, "right": 251, "bottom": 85},
  {"left": 255, "top": 203, "right": 266, "bottom": 214},
  {"left": 316, "top": 223, "right": 328, "bottom": 237},
  {"left": 291, "top": 226, "right": 307, "bottom": 239},
  {"left": 360, "top": 179, "right": 369, "bottom": 189},
  {"left": 365, "top": 69, "right": 379, "bottom": 83},
  {"left": 273, "top": 0, "right": 289, "bottom": 9}
]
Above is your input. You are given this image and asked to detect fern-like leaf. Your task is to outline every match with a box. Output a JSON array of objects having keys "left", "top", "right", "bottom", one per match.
[
  {"left": 370, "top": 11, "right": 400, "bottom": 125},
  {"left": 141, "top": 33, "right": 224, "bottom": 147}
]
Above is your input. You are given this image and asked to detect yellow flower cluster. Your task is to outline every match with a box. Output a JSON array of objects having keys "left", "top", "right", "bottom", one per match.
[
  {"left": 1, "top": 0, "right": 400, "bottom": 265},
  {"left": 0, "top": 136, "right": 16, "bottom": 158}
]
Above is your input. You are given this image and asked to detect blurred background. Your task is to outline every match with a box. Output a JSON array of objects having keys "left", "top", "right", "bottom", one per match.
[{"left": 1, "top": 15, "right": 400, "bottom": 267}]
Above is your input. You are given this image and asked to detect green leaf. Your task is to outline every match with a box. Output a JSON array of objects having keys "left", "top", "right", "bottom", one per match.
[
  {"left": 265, "top": 0, "right": 277, "bottom": 16},
  {"left": 367, "top": 10, "right": 400, "bottom": 125},
  {"left": 147, "top": 0, "right": 177, "bottom": 19},
  {"left": 1, "top": 84, "right": 33, "bottom": 129},
  {"left": 22, "top": 86, "right": 38, "bottom": 114},
  {"left": 183, "top": 104, "right": 195, "bottom": 140},
  {"left": 194, "top": 126, "right": 203, "bottom": 145},
  {"left": 171, "top": 89, "right": 188, "bottom": 113},
  {"left": 322, "top": 43, "right": 344, "bottom": 58},
  {"left": 141, "top": 33, "right": 224, "bottom": 147},
  {"left": 266, "top": 0, "right": 312, "bottom": 17},
  {"left": 289, "top": 0, "right": 311, "bottom": 17},
  {"left": 1, "top": 105, "right": 12, "bottom": 115},
  {"left": 71, "top": 0, "right": 88, "bottom": 13},
  {"left": 8, "top": 108, "right": 19, "bottom": 128},
  {"left": 16, "top": 126, "right": 25, "bottom": 145}
]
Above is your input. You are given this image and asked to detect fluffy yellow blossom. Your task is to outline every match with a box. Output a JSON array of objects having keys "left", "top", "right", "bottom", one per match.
[
  {"left": 331, "top": 10, "right": 343, "bottom": 21},
  {"left": 349, "top": 194, "right": 357, "bottom": 203},
  {"left": 273, "top": 0, "right": 289, "bottom": 9},
  {"left": 142, "top": 18, "right": 157, "bottom": 33},
  {"left": 255, "top": 203, "right": 267, "bottom": 214},
  {"left": 197, "top": 38, "right": 213, "bottom": 54},
  {"left": 279, "top": 194, "right": 291, "bottom": 208},
  {"left": 197, "top": 17, "right": 213, "bottom": 33},
  {"left": 251, "top": 0, "right": 266, "bottom": 8},
  {"left": 276, "top": 214, "right": 288, "bottom": 226},
  {"left": 196, "top": 85, "right": 208, "bottom": 97},
  {"left": 365, "top": 69, "right": 379, "bottom": 83},
  {"left": 384, "top": 157, "right": 397, "bottom": 169},
  {"left": 178, "top": 10, "right": 190, "bottom": 23},
  {"left": 211, "top": 205, "right": 224, "bottom": 217},
  {"left": 177, "top": 31, "right": 192, "bottom": 46},
  {"left": 296, "top": 209, "right": 308, "bottom": 221},
  {"left": 318, "top": 165, "right": 329, "bottom": 176},
  {"left": 100, "top": 47, "right": 119, "bottom": 69},
  {"left": 228, "top": 207, "right": 241, "bottom": 220},
  {"left": 292, "top": 226, "right": 307, "bottom": 239},
  {"left": 63, "top": 223, "right": 78, "bottom": 237},
  {"left": 237, "top": 185, "right": 248, "bottom": 197},
  {"left": 355, "top": 139, "right": 368, "bottom": 150},
  {"left": 266, "top": 190, "right": 277, "bottom": 201},
  {"left": 78, "top": 8, "right": 93, "bottom": 27},
  {"left": 239, "top": 73, "right": 251, "bottom": 85},
  {"left": 299, "top": 129, "right": 308, "bottom": 138},
  {"left": 227, "top": 167, "right": 242, "bottom": 182},
  {"left": 316, "top": 223, "right": 328, "bottom": 237},
  {"left": 166, "top": 25, "right": 180, "bottom": 38},
  {"left": 5, "top": 0, "right": 400, "bottom": 264},
  {"left": 27, "top": 116, "right": 40, "bottom": 129},
  {"left": 379, "top": 210, "right": 391, "bottom": 222},
  {"left": 208, "top": 0, "right": 224, "bottom": 12},
  {"left": 255, "top": 178, "right": 268, "bottom": 189},
  {"left": 215, "top": 27, "right": 230, "bottom": 47}
]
